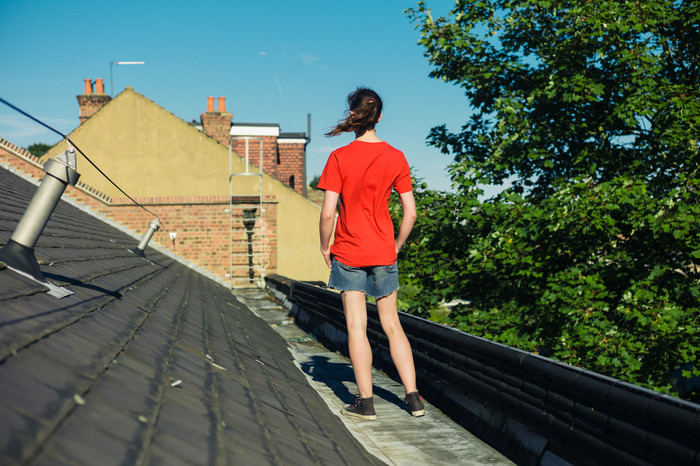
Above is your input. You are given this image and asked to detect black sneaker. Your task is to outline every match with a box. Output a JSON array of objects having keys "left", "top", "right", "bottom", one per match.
[
  {"left": 404, "top": 391, "right": 425, "bottom": 417},
  {"left": 341, "top": 395, "right": 376, "bottom": 420}
]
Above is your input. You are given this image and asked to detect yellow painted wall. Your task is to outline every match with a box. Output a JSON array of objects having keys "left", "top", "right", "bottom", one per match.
[{"left": 47, "top": 87, "right": 329, "bottom": 282}]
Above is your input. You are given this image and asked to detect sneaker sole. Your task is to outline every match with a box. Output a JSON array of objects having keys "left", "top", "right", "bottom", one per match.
[
  {"left": 410, "top": 409, "right": 425, "bottom": 417},
  {"left": 341, "top": 407, "right": 376, "bottom": 421}
]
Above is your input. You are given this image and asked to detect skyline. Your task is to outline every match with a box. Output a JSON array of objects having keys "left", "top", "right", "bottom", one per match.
[{"left": 0, "top": 1, "right": 470, "bottom": 192}]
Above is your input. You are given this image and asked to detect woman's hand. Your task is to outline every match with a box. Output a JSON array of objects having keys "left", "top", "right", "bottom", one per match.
[{"left": 321, "top": 246, "right": 332, "bottom": 268}]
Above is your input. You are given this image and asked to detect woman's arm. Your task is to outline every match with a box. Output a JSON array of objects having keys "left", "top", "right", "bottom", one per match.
[
  {"left": 395, "top": 190, "right": 417, "bottom": 254},
  {"left": 319, "top": 190, "right": 340, "bottom": 268}
]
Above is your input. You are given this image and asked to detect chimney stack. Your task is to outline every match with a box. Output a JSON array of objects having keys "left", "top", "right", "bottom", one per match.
[
  {"left": 200, "top": 96, "right": 233, "bottom": 146},
  {"left": 77, "top": 78, "right": 111, "bottom": 124}
]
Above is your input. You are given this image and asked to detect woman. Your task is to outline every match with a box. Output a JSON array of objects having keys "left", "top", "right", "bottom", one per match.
[{"left": 318, "top": 87, "right": 424, "bottom": 420}]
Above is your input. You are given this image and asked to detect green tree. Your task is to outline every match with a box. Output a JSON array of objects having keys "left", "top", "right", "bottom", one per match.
[
  {"left": 408, "top": 0, "right": 698, "bottom": 195},
  {"left": 309, "top": 174, "right": 321, "bottom": 190},
  {"left": 26, "top": 143, "right": 52, "bottom": 158},
  {"left": 391, "top": 176, "right": 469, "bottom": 318},
  {"left": 404, "top": 0, "right": 700, "bottom": 397}
]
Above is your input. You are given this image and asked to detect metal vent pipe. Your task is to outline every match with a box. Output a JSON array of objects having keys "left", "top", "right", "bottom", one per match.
[
  {"left": 0, "top": 149, "right": 80, "bottom": 281},
  {"left": 132, "top": 218, "right": 160, "bottom": 257}
]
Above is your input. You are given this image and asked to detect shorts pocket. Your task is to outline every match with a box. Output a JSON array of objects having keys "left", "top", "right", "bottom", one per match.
[
  {"left": 337, "top": 260, "right": 360, "bottom": 272},
  {"left": 383, "top": 261, "right": 398, "bottom": 273}
]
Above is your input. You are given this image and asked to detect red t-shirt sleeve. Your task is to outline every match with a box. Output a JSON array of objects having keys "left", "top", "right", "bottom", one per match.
[
  {"left": 394, "top": 156, "right": 412, "bottom": 194},
  {"left": 317, "top": 152, "right": 341, "bottom": 192}
]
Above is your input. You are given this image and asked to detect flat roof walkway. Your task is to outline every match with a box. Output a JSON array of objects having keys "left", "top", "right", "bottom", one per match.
[{"left": 236, "top": 288, "right": 514, "bottom": 466}]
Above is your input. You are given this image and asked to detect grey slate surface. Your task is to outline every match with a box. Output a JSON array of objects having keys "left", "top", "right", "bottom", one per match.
[{"left": 0, "top": 166, "right": 382, "bottom": 465}]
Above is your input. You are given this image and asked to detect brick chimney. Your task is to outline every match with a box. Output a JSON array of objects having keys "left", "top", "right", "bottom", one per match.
[
  {"left": 200, "top": 96, "right": 233, "bottom": 146},
  {"left": 77, "top": 78, "right": 111, "bottom": 124}
]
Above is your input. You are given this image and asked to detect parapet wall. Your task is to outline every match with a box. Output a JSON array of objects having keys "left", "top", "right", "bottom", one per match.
[{"left": 266, "top": 274, "right": 700, "bottom": 466}]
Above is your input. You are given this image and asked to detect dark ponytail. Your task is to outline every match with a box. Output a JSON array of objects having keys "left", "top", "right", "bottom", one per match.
[{"left": 326, "top": 87, "right": 383, "bottom": 137}]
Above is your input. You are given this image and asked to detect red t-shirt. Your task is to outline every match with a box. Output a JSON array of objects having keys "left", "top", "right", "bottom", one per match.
[{"left": 318, "top": 140, "right": 412, "bottom": 267}]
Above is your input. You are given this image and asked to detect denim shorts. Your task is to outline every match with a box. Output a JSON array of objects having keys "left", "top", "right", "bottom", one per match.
[{"left": 328, "top": 257, "right": 399, "bottom": 298}]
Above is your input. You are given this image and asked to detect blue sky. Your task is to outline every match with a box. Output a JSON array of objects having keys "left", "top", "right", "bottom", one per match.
[{"left": 0, "top": 0, "right": 469, "bottom": 192}]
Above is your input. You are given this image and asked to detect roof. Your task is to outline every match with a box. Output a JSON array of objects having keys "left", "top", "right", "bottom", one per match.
[
  {"left": 46, "top": 87, "right": 243, "bottom": 199},
  {"left": 230, "top": 123, "right": 280, "bottom": 137},
  {"left": 230, "top": 124, "right": 307, "bottom": 140},
  {"left": 0, "top": 166, "right": 381, "bottom": 465},
  {"left": 279, "top": 132, "right": 307, "bottom": 141},
  {"left": 231, "top": 123, "right": 280, "bottom": 128}
]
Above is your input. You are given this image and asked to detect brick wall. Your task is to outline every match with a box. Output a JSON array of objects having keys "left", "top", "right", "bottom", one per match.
[
  {"left": 230, "top": 136, "right": 307, "bottom": 196},
  {"left": 278, "top": 141, "right": 307, "bottom": 196},
  {"left": 104, "top": 196, "right": 277, "bottom": 283},
  {"left": 0, "top": 137, "right": 277, "bottom": 285},
  {"left": 229, "top": 136, "right": 278, "bottom": 178},
  {"left": 206, "top": 99, "right": 308, "bottom": 196}
]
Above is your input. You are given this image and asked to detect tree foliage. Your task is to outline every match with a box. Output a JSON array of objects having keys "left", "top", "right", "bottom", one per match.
[
  {"left": 408, "top": 0, "right": 699, "bottom": 196},
  {"left": 26, "top": 143, "right": 52, "bottom": 158},
  {"left": 309, "top": 174, "right": 321, "bottom": 190},
  {"left": 391, "top": 177, "right": 467, "bottom": 317},
  {"left": 402, "top": 0, "right": 700, "bottom": 398}
]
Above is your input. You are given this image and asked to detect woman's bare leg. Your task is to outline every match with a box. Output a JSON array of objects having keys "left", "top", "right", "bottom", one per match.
[
  {"left": 376, "top": 290, "right": 417, "bottom": 394},
  {"left": 342, "top": 291, "right": 373, "bottom": 397}
]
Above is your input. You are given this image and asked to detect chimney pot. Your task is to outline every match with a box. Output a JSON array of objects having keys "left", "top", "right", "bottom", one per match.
[
  {"left": 201, "top": 96, "right": 232, "bottom": 145},
  {"left": 77, "top": 78, "right": 112, "bottom": 124}
]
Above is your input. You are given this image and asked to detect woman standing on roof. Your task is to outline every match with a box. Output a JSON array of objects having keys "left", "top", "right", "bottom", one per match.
[{"left": 318, "top": 87, "right": 424, "bottom": 420}]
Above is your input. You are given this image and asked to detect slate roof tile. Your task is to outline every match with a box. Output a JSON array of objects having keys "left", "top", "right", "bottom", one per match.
[
  {"left": 0, "top": 166, "right": 382, "bottom": 464},
  {"left": 159, "top": 399, "right": 212, "bottom": 437},
  {"left": 0, "top": 272, "right": 44, "bottom": 298},
  {"left": 39, "top": 421, "right": 142, "bottom": 466},
  {"left": 32, "top": 332, "right": 109, "bottom": 377},
  {"left": 0, "top": 368, "right": 65, "bottom": 419},
  {"left": 0, "top": 404, "right": 45, "bottom": 463},
  {"left": 4, "top": 349, "right": 93, "bottom": 400},
  {"left": 89, "top": 376, "right": 158, "bottom": 415},
  {"left": 147, "top": 444, "right": 209, "bottom": 466},
  {"left": 149, "top": 432, "right": 212, "bottom": 465}
]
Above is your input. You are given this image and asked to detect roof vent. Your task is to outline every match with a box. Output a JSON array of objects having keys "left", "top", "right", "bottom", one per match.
[
  {"left": 131, "top": 218, "right": 160, "bottom": 257},
  {"left": 0, "top": 149, "right": 80, "bottom": 297}
]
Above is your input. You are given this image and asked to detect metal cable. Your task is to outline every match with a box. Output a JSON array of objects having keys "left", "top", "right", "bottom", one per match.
[{"left": 0, "top": 96, "right": 171, "bottom": 236}]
